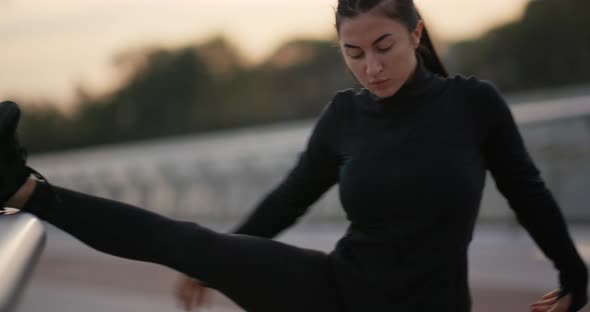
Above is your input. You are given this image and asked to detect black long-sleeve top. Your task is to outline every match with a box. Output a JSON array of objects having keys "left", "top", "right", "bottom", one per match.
[{"left": 233, "top": 62, "right": 588, "bottom": 311}]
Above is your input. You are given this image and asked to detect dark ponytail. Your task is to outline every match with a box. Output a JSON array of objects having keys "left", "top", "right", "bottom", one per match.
[
  {"left": 415, "top": 11, "right": 448, "bottom": 77},
  {"left": 335, "top": 0, "right": 448, "bottom": 77}
]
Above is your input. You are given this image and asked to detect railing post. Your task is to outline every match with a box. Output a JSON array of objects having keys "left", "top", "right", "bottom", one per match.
[{"left": 0, "top": 212, "right": 46, "bottom": 312}]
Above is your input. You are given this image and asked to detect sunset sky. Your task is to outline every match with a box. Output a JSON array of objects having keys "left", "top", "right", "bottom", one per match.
[{"left": 1, "top": 0, "right": 530, "bottom": 110}]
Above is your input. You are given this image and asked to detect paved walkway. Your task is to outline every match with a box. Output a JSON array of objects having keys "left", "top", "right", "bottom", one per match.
[{"left": 16, "top": 223, "right": 590, "bottom": 312}]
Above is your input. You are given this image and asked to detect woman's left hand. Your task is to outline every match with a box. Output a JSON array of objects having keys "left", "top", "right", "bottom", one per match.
[{"left": 530, "top": 289, "right": 572, "bottom": 312}]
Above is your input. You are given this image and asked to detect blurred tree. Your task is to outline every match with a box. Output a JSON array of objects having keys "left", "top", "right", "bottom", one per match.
[
  {"left": 21, "top": 0, "right": 589, "bottom": 153},
  {"left": 21, "top": 0, "right": 590, "bottom": 152},
  {"left": 20, "top": 36, "right": 353, "bottom": 153},
  {"left": 18, "top": 102, "right": 73, "bottom": 152},
  {"left": 445, "top": 0, "right": 590, "bottom": 92}
]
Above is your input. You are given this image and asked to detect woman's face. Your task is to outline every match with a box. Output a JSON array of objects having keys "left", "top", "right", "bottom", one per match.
[{"left": 338, "top": 13, "right": 423, "bottom": 98}]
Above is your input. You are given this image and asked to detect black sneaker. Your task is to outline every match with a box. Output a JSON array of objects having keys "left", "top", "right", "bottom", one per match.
[
  {"left": 0, "top": 101, "right": 56, "bottom": 207},
  {"left": 0, "top": 101, "right": 41, "bottom": 208}
]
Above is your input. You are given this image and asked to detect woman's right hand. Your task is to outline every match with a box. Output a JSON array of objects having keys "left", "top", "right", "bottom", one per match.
[
  {"left": 175, "top": 274, "right": 212, "bottom": 311},
  {"left": 530, "top": 289, "right": 573, "bottom": 312}
]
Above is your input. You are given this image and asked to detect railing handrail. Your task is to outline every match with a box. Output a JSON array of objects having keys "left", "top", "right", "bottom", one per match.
[{"left": 0, "top": 212, "right": 45, "bottom": 312}]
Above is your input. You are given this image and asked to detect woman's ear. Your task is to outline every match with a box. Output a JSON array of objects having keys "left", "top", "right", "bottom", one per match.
[{"left": 412, "top": 20, "right": 424, "bottom": 48}]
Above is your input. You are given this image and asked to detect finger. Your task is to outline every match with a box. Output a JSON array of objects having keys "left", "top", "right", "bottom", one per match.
[
  {"left": 531, "top": 297, "right": 558, "bottom": 307},
  {"left": 547, "top": 295, "right": 572, "bottom": 312},
  {"left": 188, "top": 280, "right": 201, "bottom": 310},
  {"left": 531, "top": 305, "right": 553, "bottom": 312},
  {"left": 542, "top": 289, "right": 561, "bottom": 299},
  {"left": 195, "top": 286, "right": 210, "bottom": 308},
  {"left": 194, "top": 287, "right": 203, "bottom": 309},
  {"left": 177, "top": 278, "right": 198, "bottom": 311},
  {"left": 195, "top": 287, "right": 206, "bottom": 307},
  {"left": 202, "top": 288, "right": 214, "bottom": 308},
  {"left": 189, "top": 280, "right": 206, "bottom": 311},
  {"left": 546, "top": 303, "right": 566, "bottom": 312},
  {"left": 530, "top": 302, "right": 556, "bottom": 311},
  {"left": 183, "top": 283, "right": 194, "bottom": 311},
  {"left": 175, "top": 280, "right": 189, "bottom": 310}
]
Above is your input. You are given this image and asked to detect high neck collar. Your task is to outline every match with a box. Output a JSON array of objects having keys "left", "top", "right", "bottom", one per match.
[{"left": 368, "top": 55, "right": 435, "bottom": 104}]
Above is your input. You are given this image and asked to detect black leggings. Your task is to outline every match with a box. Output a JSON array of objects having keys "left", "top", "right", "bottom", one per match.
[{"left": 23, "top": 182, "right": 345, "bottom": 312}]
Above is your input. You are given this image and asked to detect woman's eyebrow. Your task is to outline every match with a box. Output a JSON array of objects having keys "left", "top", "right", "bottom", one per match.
[{"left": 343, "top": 33, "right": 392, "bottom": 49}]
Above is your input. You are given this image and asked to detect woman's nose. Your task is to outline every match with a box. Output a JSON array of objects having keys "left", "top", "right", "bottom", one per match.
[{"left": 365, "top": 54, "right": 383, "bottom": 77}]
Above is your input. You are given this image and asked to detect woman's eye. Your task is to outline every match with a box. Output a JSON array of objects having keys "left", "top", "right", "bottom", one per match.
[
  {"left": 377, "top": 45, "right": 393, "bottom": 53},
  {"left": 349, "top": 52, "right": 364, "bottom": 59}
]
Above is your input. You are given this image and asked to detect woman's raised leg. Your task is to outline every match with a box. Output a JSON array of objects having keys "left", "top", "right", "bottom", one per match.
[
  {"left": 20, "top": 182, "right": 344, "bottom": 312},
  {"left": 1, "top": 101, "right": 344, "bottom": 312}
]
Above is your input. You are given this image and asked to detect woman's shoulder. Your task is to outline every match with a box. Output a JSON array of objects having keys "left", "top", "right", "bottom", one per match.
[
  {"left": 331, "top": 88, "right": 369, "bottom": 104},
  {"left": 444, "top": 74, "right": 510, "bottom": 121},
  {"left": 444, "top": 74, "right": 504, "bottom": 100},
  {"left": 323, "top": 88, "right": 368, "bottom": 114}
]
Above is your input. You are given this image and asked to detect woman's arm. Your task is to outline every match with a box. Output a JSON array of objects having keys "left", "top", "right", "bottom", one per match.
[
  {"left": 480, "top": 82, "right": 588, "bottom": 311},
  {"left": 232, "top": 97, "right": 342, "bottom": 238}
]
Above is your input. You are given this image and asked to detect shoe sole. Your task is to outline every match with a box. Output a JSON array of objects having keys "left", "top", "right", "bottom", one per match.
[{"left": 0, "top": 101, "right": 21, "bottom": 137}]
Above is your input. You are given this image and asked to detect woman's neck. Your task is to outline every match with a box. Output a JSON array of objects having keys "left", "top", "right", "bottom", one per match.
[{"left": 370, "top": 55, "right": 433, "bottom": 103}]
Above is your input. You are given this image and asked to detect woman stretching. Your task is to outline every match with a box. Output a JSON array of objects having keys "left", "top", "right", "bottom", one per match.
[{"left": 0, "top": 0, "right": 587, "bottom": 311}]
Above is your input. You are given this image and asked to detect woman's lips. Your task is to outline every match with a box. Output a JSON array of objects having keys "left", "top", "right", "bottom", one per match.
[{"left": 369, "top": 78, "right": 390, "bottom": 88}]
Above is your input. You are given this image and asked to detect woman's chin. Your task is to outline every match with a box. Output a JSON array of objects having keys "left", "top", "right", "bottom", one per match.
[{"left": 369, "top": 87, "right": 396, "bottom": 99}]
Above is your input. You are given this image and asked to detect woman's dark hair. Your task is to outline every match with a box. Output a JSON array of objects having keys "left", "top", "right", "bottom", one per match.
[{"left": 335, "top": 0, "right": 448, "bottom": 77}]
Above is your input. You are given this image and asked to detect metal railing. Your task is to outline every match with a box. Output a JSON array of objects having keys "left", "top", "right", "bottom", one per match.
[
  {"left": 26, "top": 93, "right": 590, "bottom": 223},
  {"left": 0, "top": 212, "right": 45, "bottom": 312}
]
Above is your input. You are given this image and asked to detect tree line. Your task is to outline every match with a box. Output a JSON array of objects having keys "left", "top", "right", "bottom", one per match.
[{"left": 16, "top": 0, "right": 590, "bottom": 154}]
